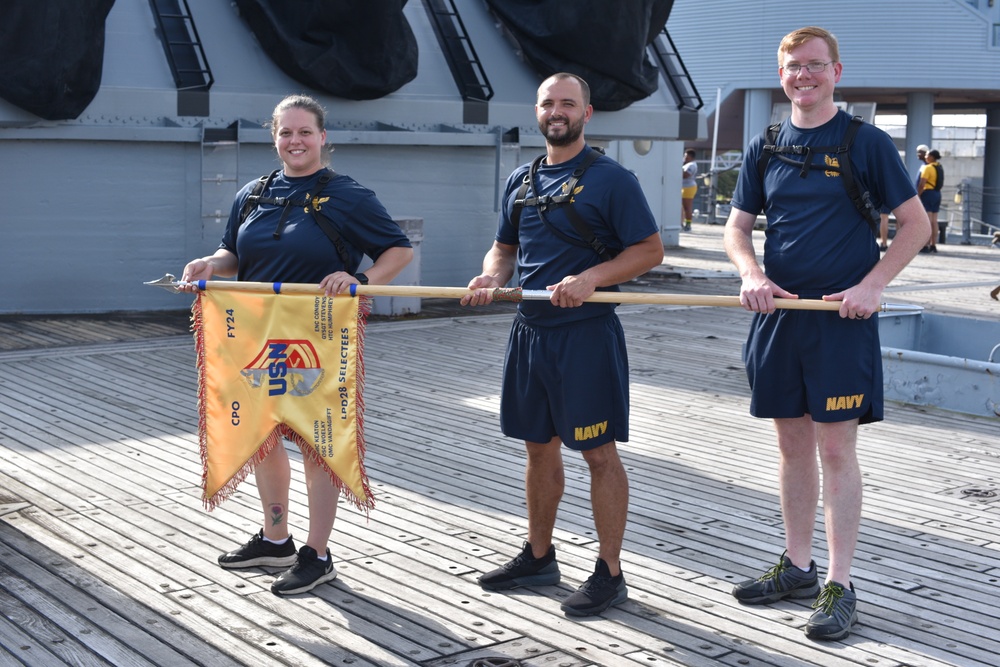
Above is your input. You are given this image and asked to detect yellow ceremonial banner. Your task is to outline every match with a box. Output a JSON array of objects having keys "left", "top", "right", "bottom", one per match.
[{"left": 193, "top": 289, "right": 373, "bottom": 512}]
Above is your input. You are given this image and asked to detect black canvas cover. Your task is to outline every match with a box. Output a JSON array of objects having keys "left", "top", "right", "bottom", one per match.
[
  {"left": 0, "top": 0, "right": 115, "bottom": 120},
  {"left": 235, "top": 0, "right": 418, "bottom": 100},
  {"left": 485, "top": 0, "right": 673, "bottom": 111}
]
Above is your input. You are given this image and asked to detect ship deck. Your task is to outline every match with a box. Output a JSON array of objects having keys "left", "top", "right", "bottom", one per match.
[{"left": 1, "top": 224, "right": 997, "bottom": 666}]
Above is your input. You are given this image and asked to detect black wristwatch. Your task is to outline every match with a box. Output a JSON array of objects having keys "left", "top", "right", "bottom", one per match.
[{"left": 354, "top": 272, "right": 369, "bottom": 285}]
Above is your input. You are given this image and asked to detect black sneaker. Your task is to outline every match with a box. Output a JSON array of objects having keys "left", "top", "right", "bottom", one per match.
[
  {"left": 732, "top": 551, "right": 820, "bottom": 604},
  {"left": 271, "top": 545, "right": 338, "bottom": 596},
  {"left": 560, "top": 558, "right": 627, "bottom": 616},
  {"left": 478, "top": 541, "right": 560, "bottom": 591},
  {"left": 805, "top": 581, "right": 858, "bottom": 640},
  {"left": 218, "top": 530, "right": 297, "bottom": 570}
]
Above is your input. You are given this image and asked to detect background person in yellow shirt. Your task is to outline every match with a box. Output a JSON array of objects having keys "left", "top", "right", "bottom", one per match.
[
  {"left": 681, "top": 149, "right": 698, "bottom": 231},
  {"left": 917, "top": 148, "right": 944, "bottom": 253}
]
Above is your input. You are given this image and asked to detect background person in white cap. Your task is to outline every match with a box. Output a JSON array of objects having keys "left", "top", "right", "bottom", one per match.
[
  {"left": 914, "top": 144, "right": 929, "bottom": 186},
  {"left": 883, "top": 144, "right": 930, "bottom": 251}
]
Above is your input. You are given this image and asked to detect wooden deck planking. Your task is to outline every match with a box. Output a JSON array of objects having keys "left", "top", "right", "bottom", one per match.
[
  {"left": 1, "top": 330, "right": 992, "bottom": 667},
  {"left": 0, "top": 226, "right": 998, "bottom": 666},
  {"left": 0, "top": 520, "right": 245, "bottom": 667},
  {"left": 0, "top": 544, "right": 177, "bottom": 667}
]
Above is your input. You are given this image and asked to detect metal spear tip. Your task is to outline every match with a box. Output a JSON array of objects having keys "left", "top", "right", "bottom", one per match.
[
  {"left": 881, "top": 302, "right": 924, "bottom": 313},
  {"left": 144, "top": 274, "right": 181, "bottom": 293}
]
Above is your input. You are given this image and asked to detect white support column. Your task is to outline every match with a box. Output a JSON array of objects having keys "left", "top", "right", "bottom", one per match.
[
  {"left": 743, "top": 89, "right": 773, "bottom": 148},
  {"left": 906, "top": 92, "right": 934, "bottom": 174}
]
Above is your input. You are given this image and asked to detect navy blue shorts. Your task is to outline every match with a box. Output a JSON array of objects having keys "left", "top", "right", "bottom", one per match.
[
  {"left": 500, "top": 313, "right": 629, "bottom": 450},
  {"left": 920, "top": 189, "right": 942, "bottom": 213},
  {"left": 744, "top": 310, "right": 883, "bottom": 424}
]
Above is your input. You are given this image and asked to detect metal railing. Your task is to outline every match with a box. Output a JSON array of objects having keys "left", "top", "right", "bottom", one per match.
[{"left": 950, "top": 180, "right": 1000, "bottom": 243}]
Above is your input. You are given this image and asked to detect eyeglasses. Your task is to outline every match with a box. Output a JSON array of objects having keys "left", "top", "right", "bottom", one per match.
[{"left": 782, "top": 61, "right": 834, "bottom": 75}]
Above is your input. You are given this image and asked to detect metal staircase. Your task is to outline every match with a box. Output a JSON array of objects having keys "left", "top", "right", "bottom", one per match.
[
  {"left": 421, "top": 0, "right": 494, "bottom": 123},
  {"left": 149, "top": 0, "right": 213, "bottom": 115},
  {"left": 650, "top": 30, "right": 703, "bottom": 112}
]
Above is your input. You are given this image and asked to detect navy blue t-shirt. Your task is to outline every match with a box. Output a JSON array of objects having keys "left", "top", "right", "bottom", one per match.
[
  {"left": 497, "top": 146, "right": 659, "bottom": 326},
  {"left": 731, "top": 111, "right": 915, "bottom": 297},
  {"left": 220, "top": 169, "right": 410, "bottom": 283}
]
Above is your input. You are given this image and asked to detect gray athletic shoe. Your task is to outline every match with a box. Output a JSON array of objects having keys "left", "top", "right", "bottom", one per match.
[
  {"left": 806, "top": 581, "right": 858, "bottom": 640},
  {"left": 478, "top": 541, "right": 560, "bottom": 591},
  {"left": 560, "top": 558, "right": 627, "bottom": 616},
  {"left": 732, "top": 551, "right": 820, "bottom": 604}
]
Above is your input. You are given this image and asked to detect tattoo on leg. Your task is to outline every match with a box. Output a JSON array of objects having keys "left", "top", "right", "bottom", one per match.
[{"left": 270, "top": 504, "right": 285, "bottom": 527}]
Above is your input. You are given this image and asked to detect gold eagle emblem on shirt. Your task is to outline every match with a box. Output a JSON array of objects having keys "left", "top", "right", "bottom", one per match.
[
  {"left": 306, "top": 195, "right": 330, "bottom": 213},
  {"left": 824, "top": 154, "right": 841, "bottom": 178},
  {"left": 561, "top": 182, "right": 585, "bottom": 202}
]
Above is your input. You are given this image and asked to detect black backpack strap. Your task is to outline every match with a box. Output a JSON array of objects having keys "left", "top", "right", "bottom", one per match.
[
  {"left": 511, "top": 155, "right": 545, "bottom": 231},
  {"left": 757, "top": 116, "right": 879, "bottom": 235},
  {"left": 511, "top": 148, "right": 617, "bottom": 261},
  {"left": 304, "top": 169, "right": 352, "bottom": 270},
  {"left": 757, "top": 123, "right": 782, "bottom": 183},
  {"left": 761, "top": 121, "right": 824, "bottom": 179},
  {"left": 234, "top": 170, "right": 280, "bottom": 247},
  {"left": 238, "top": 168, "right": 353, "bottom": 270},
  {"left": 556, "top": 149, "right": 617, "bottom": 261},
  {"left": 836, "top": 116, "right": 880, "bottom": 235},
  {"left": 241, "top": 170, "right": 279, "bottom": 222},
  {"left": 514, "top": 149, "right": 605, "bottom": 223},
  {"left": 932, "top": 162, "right": 944, "bottom": 190},
  {"left": 525, "top": 152, "right": 587, "bottom": 250},
  {"left": 560, "top": 148, "right": 602, "bottom": 203}
]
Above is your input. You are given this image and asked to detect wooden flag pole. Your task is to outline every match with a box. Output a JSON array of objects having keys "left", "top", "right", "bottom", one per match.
[{"left": 145, "top": 275, "right": 923, "bottom": 313}]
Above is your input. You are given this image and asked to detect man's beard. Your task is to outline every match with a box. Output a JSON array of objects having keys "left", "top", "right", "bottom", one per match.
[{"left": 539, "top": 116, "right": 584, "bottom": 147}]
